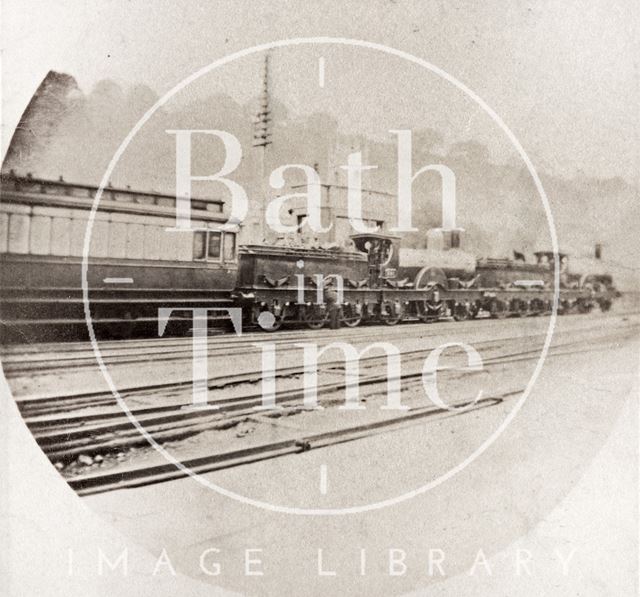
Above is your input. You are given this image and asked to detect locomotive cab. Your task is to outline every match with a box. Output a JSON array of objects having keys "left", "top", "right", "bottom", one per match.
[
  {"left": 533, "top": 250, "right": 570, "bottom": 287},
  {"left": 350, "top": 233, "right": 401, "bottom": 288}
]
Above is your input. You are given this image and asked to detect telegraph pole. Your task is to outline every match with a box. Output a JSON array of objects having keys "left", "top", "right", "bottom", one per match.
[{"left": 251, "top": 52, "right": 273, "bottom": 244}]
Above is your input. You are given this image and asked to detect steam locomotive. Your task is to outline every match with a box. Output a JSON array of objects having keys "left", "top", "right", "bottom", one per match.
[
  {"left": 235, "top": 229, "right": 617, "bottom": 331},
  {"left": 0, "top": 173, "right": 617, "bottom": 342}
]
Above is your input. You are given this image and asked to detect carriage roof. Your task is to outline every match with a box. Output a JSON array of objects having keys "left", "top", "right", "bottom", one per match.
[{"left": 0, "top": 171, "right": 227, "bottom": 223}]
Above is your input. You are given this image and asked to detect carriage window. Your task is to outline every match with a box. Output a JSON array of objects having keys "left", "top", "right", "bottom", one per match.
[
  {"left": 108, "top": 221, "right": 127, "bottom": 258},
  {"left": 9, "top": 213, "right": 30, "bottom": 254},
  {"left": 50, "top": 217, "right": 71, "bottom": 256},
  {"left": 125, "top": 223, "right": 144, "bottom": 259},
  {"left": 208, "top": 231, "right": 221, "bottom": 259},
  {"left": 89, "top": 220, "right": 109, "bottom": 257},
  {"left": 451, "top": 230, "right": 460, "bottom": 248},
  {"left": 143, "top": 225, "right": 161, "bottom": 260},
  {"left": 224, "top": 232, "right": 236, "bottom": 261},
  {"left": 193, "top": 231, "right": 206, "bottom": 260},
  {"left": 30, "top": 215, "right": 52, "bottom": 255},
  {"left": 70, "top": 217, "right": 87, "bottom": 256}
]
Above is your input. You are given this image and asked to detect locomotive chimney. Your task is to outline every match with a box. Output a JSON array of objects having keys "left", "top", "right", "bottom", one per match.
[
  {"left": 595, "top": 243, "right": 602, "bottom": 260},
  {"left": 425, "top": 174, "right": 464, "bottom": 251}
]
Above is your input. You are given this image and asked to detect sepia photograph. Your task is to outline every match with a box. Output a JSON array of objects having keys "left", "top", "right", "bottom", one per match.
[{"left": 1, "top": 2, "right": 638, "bottom": 595}]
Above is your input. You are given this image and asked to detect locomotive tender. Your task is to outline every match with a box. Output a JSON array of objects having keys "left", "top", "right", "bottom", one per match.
[{"left": 0, "top": 173, "right": 617, "bottom": 342}]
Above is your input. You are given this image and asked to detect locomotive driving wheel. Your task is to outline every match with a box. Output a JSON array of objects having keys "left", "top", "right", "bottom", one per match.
[
  {"left": 303, "top": 304, "right": 328, "bottom": 329},
  {"left": 558, "top": 299, "right": 572, "bottom": 315},
  {"left": 414, "top": 266, "right": 448, "bottom": 290},
  {"left": 255, "top": 306, "right": 285, "bottom": 331},
  {"left": 379, "top": 301, "right": 403, "bottom": 325},
  {"left": 452, "top": 302, "right": 470, "bottom": 321},
  {"left": 340, "top": 302, "right": 362, "bottom": 327},
  {"left": 529, "top": 298, "right": 544, "bottom": 316},
  {"left": 598, "top": 298, "right": 612, "bottom": 312},
  {"left": 577, "top": 299, "right": 593, "bottom": 314},
  {"left": 417, "top": 299, "right": 443, "bottom": 322},
  {"left": 510, "top": 298, "right": 529, "bottom": 317}
]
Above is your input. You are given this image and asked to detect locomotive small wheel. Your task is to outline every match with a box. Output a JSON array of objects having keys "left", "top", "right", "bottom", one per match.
[
  {"left": 256, "top": 309, "right": 284, "bottom": 332},
  {"left": 516, "top": 300, "right": 529, "bottom": 317},
  {"left": 453, "top": 303, "right": 470, "bottom": 321},
  {"left": 303, "top": 304, "right": 328, "bottom": 330},
  {"left": 529, "top": 299, "right": 543, "bottom": 316},
  {"left": 489, "top": 299, "right": 507, "bottom": 319},
  {"left": 418, "top": 300, "right": 443, "bottom": 323},
  {"left": 598, "top": 298, "right": 612, "bottom": 312},
  {"left": 416, "top": 301, "right": 432, "bottom": 323},
  {"left": 577, "top": 300, "right": 593, "bottom": 314},
  {"left": 380, "top": 302, "right": 403, "bottom": 325},
  {"left": 340, "top": 304, "right": 362, "bottom": 328},
  {"left": 512, "top": 301, "right": 522, "bottom": 317}
]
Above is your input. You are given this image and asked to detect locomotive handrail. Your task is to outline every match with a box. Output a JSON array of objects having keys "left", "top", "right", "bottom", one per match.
[{"left": 239, "top": 244, "right": 366, "bottom": 259}]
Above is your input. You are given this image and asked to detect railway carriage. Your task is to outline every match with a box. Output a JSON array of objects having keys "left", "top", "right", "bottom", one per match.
[{"left": 0, "top": 172, "right": 238, "bottom": 341}]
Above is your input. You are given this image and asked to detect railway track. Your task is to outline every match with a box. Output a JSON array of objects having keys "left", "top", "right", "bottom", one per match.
[
  {"left": 66, "top": 322, "right": 632, "bottom": 497},
  {"left": 3, "top": 307, "right": 635, "bottom": 376},
  {"left": 2, "top": 317, "right": 497, "bottom": 373},
  {"left": 10, "top": 316, "right": 636, "bottom": 495},
  {"left": 68, "top": 394, "right": 509, "bottom": 496},
  {"left": 16, "top": 316, "right": 629, "bottom": 421}
]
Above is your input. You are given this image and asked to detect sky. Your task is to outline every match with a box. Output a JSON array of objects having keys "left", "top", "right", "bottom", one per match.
[
  {"left": 1, "top": 0, "right": 638, "bottom": 288},
  {"left": 2, "top": 0, "right": 638, "bottom": 184}
]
